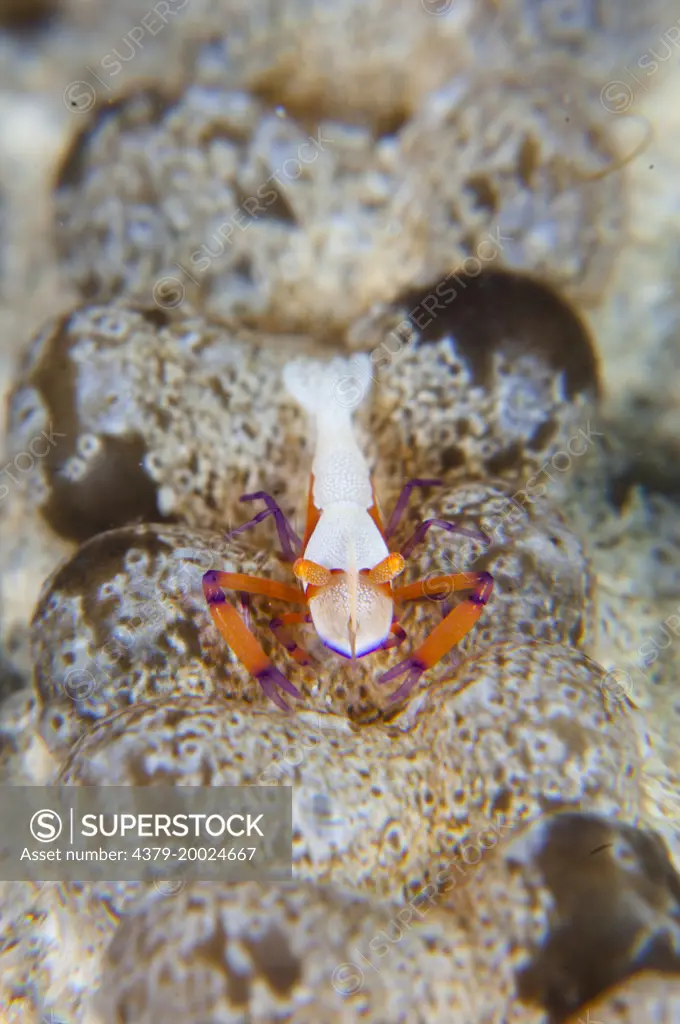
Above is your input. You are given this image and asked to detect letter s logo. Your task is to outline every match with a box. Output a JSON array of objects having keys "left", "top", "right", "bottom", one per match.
[{"left": 30, "top": 809, "right": 63, "bottom": 843}]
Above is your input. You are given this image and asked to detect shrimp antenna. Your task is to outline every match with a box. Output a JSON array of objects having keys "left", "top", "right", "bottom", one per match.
[{"left": 347, "top": 535, "right": 359, "bottom": 661}]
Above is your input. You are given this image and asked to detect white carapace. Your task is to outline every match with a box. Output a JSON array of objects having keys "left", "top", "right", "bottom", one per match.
[{"left": 283, "top": 354, "right": 394, "bottom": 659}]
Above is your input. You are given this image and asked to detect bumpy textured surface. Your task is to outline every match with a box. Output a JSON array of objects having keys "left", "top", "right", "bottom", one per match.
[
  {"left": 395, "top": 480, "right": 594, "bottom": 662},
  {"left": 6, "top": 282, "right": 600, "bottom": 548},
  {"left": 360, "top": 268, "right": 600, "bottom": 495},
  {"left": 0, "top": 880, "right": 50, "bottom": 1024},
  {"left": 45, "top": 816, "right": 680, "bottom": 1024},
  {"left": 3, "top": 2, "right": 680, "bottom": 1021},
  {"left": 52, "top": 44, "right": 626, "bottom": 334},
  {"left": 0, "top": 278, "right": 598, "bottom": 735},
  {"left": 55, "top": 695, "right": 441, "bottom": 900},
  {"left": 35, "top": 630, "right": 639, "bottom": 892},
  {"left": 458, "top": 812, "right": 680, "bottom": 1023},
  {"left": 215, "top": 0, "right": 680, "bottom": 121},
  {"left": 0, "top": 81, "right": 78, "bottom": 699},
  {"left": 395, "top": 61, "right": 625, "bottom": 305},
  {"left": 52, "top": 86, "right": 431, "bottom": 336},
  {"left": 29, "top": 521, "right": 333, "bottom": 748},
  {"left": 555, "top": 438, "right": 680, "bottom": 870},
  {"left": 0, "top": 486, "right": 74, "bottom": 699},
  {"left": 206, "top": 0, "right": 476, "bottom": 126},
  {"left": 30, "top": 472, "right": 593, "bottom": 740},
  {"left": 6, "top": 305, "right": 319, "bottom": 541},
  {"left": 587, "top": 69, "right": 680, "bottom": 487},
  {"left": 415, "top": 642, "right": 640, "bottom": 854},
  {"left": 1, "top": 272, "right": 600, "bottom": 727},
  {"left": 94, "top": 880, "right": 477, "bottom": 1024},
  {"left": 5, "top": 292, "right": 656, "bottom": 1021},
  {"left": 0, "top": 876, "right": 125, "bottom": 1024},
  {"left": 0, "top": 687, "right": 53, "bottom": 783},
  {"left": 480, "top": 0, "right": 679, "bottom": 72},
  {"left": 51, "top": 656, "right": 638, "bottom": 904}
]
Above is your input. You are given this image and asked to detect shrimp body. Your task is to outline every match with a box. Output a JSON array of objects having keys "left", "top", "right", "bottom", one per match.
[
  {"left": 283, "top": 356, "right": 393, "bottom": 658},
  {"left": 203, "top": 353, "right": 494, "bottom": 711}
]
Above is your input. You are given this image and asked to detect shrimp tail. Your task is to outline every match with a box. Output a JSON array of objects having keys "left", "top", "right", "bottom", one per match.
[{"left": 283, "top": 353, "right": 373, "bottom": 425}]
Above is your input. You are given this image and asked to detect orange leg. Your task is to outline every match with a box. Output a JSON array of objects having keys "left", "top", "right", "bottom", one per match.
[
  {"left": 203, "top": 570, "right": 307, "bottom": 712},
  {"left": 379, "top": 619, "right": 408, "bottom": 652},
  {"left": 269, "top": 611, "right": 317, "bottom": 667},
  {"left": 301, "top": 474, "right": 322, "bottom": 551},
  {"left": 379, "top": 571, "right": 493, "bottom": 702}
]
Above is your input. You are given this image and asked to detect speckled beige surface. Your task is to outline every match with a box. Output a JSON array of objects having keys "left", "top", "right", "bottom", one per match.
[
  {"left": 54, "top": 695, "right": 441, "bottom": 901},
  {"left": 5, "top": 287, "right": 600, "bottom": 544},
  {"left": 2, "top": 1, "right": 680, "bottom": 1021},
  {"left": 6, "top": 307, "right": 318, "bottom": 538},
  {"left": 95, "top": 880, "right": 478, "bottom": 1024},
  {"left": 51, "top": 50, "right": 625, "bottom": 333},
  {"left": 416, "top": 642, "right": 641, "bottom": 837},
  {"left": 27, "top": 482, "right": 592, "bottom": 740},
  {"left": 48, "top": 650, "right": 639, "bottom": 905}
]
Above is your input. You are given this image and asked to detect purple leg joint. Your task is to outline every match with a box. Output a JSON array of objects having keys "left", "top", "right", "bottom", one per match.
[
  {"left": 468, "top": 570, "right": 494, "bottom": 607},
  {"left": 269, "top": 614, "right": 314, "bottom": 666},
  {"left": 401, "top": 519, "right": 491, "bottom": 559},
  {"left": 254, "top": 665, "right": 302, "bottom": 713},
  {"left": 379, "top": 622, "right": 408, "bottom": 652},
  {"left": 203, "top": 570, "right": 226, "bottom": 605},
  {"left": 226, "top": 491, "right": 301, "bottom": 562},
  {"left": 378, "top": 655, "right": 428, "bottom": 703},
  {"left": 384, "top": 479, "right": 443, "bottom": 540}
]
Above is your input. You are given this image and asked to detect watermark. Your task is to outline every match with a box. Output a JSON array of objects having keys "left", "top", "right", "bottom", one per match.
[
  {"left": 599, "top": 667, "right": 636, "bottom": 709},
  {"left": 58, "top": 522, "right": 244, "bottom": 705},
  {"left": 636, "top": 608, "right": 680, "bottom": 669},
  {"left": 421, "top": 0, "right": 455, "bottom": 14},
  {"left": 333, "top": 227, "right": 512, "bottom": 410},
  {"left": 30, "top": 809, "right": 266, "bottom": 843},
  {"left": 597, "top": 605, "right": 680, "bottom": 711},
  {"left": 332, "top": 371, "right": 369, "bottom": 411},
  {"left": 63, "top": 0, "right": 324, "bottom": 116},
  {"left": 152, "top": 275, "right": 185, "bottom": 310},
  {"left": 153, "top": 877, "right": 186, "bottom": 896},
  {"left": 576, "top": 1011, "right": 606, "bottom": 1024},
  {"left": 332, "top": 812, "right": 515, "bottom": 994},
  {"left": 0, "top": 425, "right": 66, "bottom": 502},
  {"left": 6, "top": 786, "right": 292, "bottom": 882},
  {"left": 494, "top": 421, "right": 605, "bottom": 523},
  {"left": 402, "top": 421, "right": 605, "bottom": 589},
  {"left": 153, "top": 127, "right": 334, "bottom": 310},
  {"left": 63, "top": 0, "right": 191, "bottom": 115},
  {"left": 258, "top": 711, "right": 334, "bottom": 785},
  {"left": 60, "top": 582, "right": 178, "bottom": 703},
  {"left": 414, "top": 566, "right": 492, "bottom": 607},
  {"left": 600, "top": 18, "right": 680, "bottom": 114}
]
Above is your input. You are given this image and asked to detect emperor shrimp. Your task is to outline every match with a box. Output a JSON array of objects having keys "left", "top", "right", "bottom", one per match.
[{"left": 203, "top": 354, "right": 493, "bottom": 711}]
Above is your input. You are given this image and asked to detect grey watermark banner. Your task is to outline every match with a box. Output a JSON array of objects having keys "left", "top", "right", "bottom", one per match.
[{"left": 0, "top": 787, "right": 292, "bottom": 882}]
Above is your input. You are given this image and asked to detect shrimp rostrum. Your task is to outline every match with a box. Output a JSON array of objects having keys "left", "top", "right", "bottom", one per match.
[{"left": 203, "top": 355, "right": 493, "bottom": 711}]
